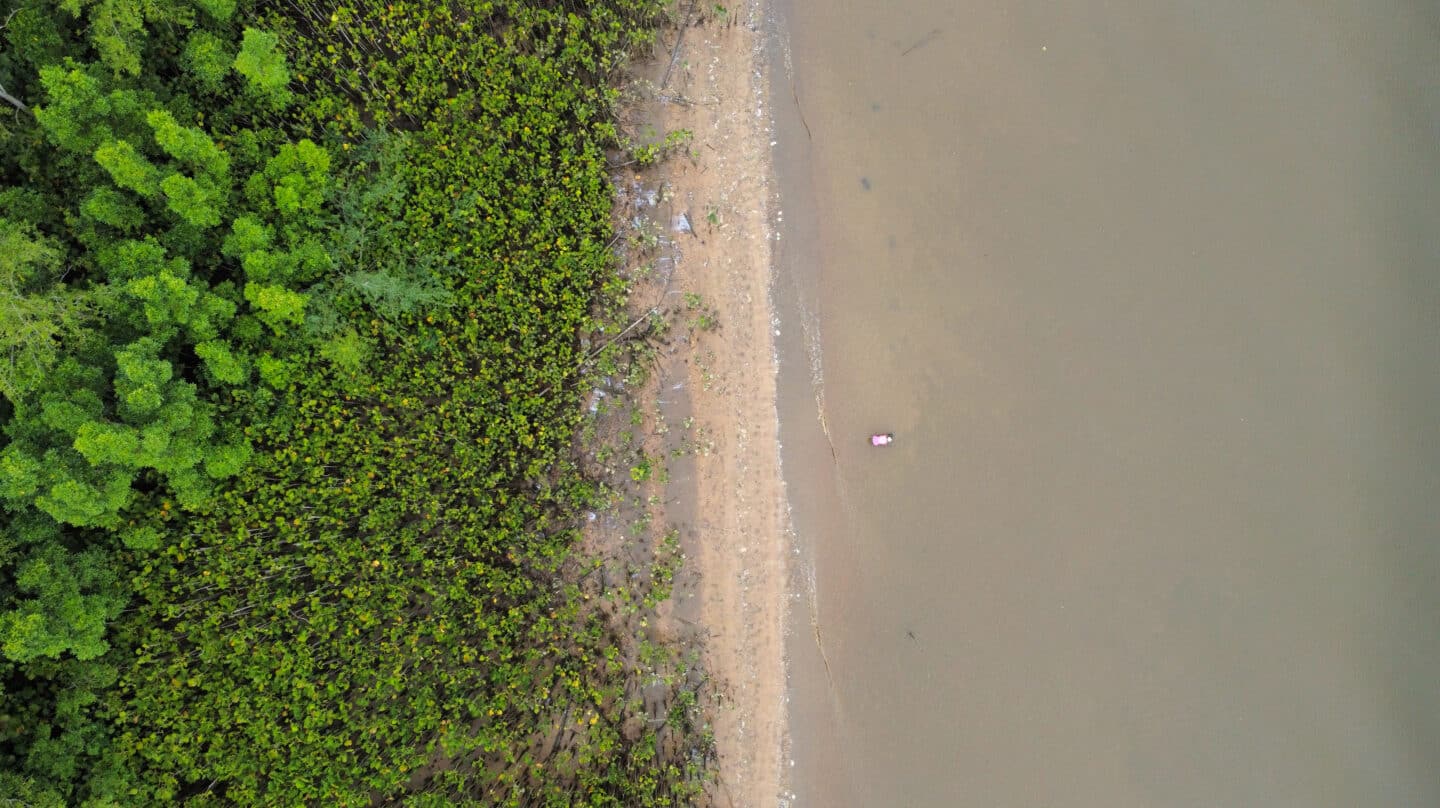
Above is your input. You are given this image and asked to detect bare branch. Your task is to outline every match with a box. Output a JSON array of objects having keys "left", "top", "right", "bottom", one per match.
[
  {"left": 0, "top": 83, "right": 29, "bottom": 116},
  {"left": 0, "top": 10, "right": 33, "bottom": 116}
]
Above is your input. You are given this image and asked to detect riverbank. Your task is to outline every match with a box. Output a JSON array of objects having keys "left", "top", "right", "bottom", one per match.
[
  {"left": 0, "top": 1, "right": 735, "bottom": 802},
  {"left": 638, "top": 4, "right": 790, "bottom": 805}
]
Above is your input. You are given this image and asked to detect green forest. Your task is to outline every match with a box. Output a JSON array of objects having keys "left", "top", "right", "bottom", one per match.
[{"left": 0, "top": 0, "right": 710, "bottom": 803}]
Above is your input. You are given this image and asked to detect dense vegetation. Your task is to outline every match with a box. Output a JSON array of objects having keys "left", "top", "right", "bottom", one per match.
[{"left": 0, "top": 0, "right": 710, "bottom": 803}]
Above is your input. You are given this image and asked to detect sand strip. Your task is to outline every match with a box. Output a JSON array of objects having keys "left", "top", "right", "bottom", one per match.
[{"left": 646, "top": 5, "right": 788, "bottom": 806}]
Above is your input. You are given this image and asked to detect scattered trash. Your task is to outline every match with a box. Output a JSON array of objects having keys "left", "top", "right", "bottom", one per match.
[
  {"left": 672, "top": 212, "right": 692, "bottom": 234},
  {"left": 870, "top": 433, "right": 894, "bottom": 447}
]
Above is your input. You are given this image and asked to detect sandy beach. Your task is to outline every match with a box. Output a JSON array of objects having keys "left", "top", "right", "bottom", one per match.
[
  {"left": 609, "top": 4, "right": 790, "bottom": 805},
  {"left": 661, "top": 7, "right": 788, "bottom": 805}
]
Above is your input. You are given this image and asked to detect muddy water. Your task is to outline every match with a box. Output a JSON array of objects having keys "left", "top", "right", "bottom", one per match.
[{"left": 773, "top": 2, "right": 1440, "bottom": 806}]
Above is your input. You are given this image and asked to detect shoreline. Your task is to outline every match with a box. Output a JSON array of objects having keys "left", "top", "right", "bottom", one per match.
[{"left": 640, "top": 4, "right": 791, "bottom": 805}]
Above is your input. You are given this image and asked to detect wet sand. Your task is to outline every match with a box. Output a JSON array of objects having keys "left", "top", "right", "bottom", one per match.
[{"left": 778, "top": 1, "right": 1440, "bottom": 806}]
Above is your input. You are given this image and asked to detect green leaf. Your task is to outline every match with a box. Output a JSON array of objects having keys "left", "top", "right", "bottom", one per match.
[
  {"left": 234, "top": 28, "right": 292, "bottom": 108},
  {"left": 94, "top": 140, "right": 160, "bottom": 197}
]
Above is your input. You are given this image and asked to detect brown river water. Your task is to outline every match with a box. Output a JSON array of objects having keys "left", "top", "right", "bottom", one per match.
[{"left": 770, "top": 1, "right": 1440, "bottom": 806}]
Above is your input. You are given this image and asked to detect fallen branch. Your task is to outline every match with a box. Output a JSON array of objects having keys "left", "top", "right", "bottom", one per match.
[
  {"left": 901, "top": 27, "right": 942, "bottom": 56},
  {"left": 659, "top": 2, "right": 694, "bottom": 92}
]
